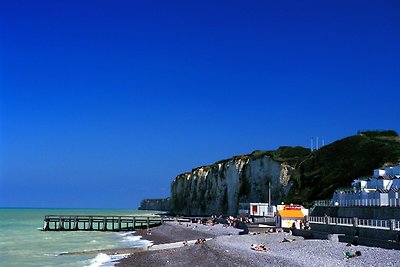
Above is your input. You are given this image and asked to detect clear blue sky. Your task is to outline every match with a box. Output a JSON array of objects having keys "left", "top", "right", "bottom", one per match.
[{"left": 1, "top": 1, "right": 399, "bottom": 208}]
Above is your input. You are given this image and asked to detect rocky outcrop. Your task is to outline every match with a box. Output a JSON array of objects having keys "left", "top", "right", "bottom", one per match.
[
  {"left": 171, "top": 155, "right": 295, "bottom": 216},
  {"left": 139, "top": 198, "right": 170, "bottom": 211}
]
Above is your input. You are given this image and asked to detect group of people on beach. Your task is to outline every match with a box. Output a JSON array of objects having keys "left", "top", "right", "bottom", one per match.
[
  {"left": 175, "top": 215, "right": 365, "bottom": 262},
  {"left": 187, "top": 215, "right": 248, "bottom": 231},
  {"left": 291, "top": 220, "right": 310, "bottom": 230},
  {"left": 182, "top": 238, "right": 206, "bottom": 246},
  {"left": 195, "top": 238, "right": 206, "bottom": 244}
]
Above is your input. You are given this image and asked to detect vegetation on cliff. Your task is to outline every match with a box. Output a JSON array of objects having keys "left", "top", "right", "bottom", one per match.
[
  {"left": 168, "top": 130, "right": 400, "bottom": 214},
  {"left": 200, "top": 146, "right": 311, "bottom": 203},
  {"left": 170, "top": 146, "right": 311, "bottom": 215},
  {"left": 214, "top": 146, "right": 311, "bottom": 167},
  {"left": 284, "top": 130, "right": 400, "bottom": 206}
]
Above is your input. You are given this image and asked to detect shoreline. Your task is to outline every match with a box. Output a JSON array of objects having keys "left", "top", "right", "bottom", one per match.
[
  {"left": 60, "top": 220, "right": 400, "bottom": 266},
  {"left": 60, "top": 220, "right": 239, "bottom": 257},
  {"left": 115, "top": 221, "right": 400, "bottom": 267},
  {"left": 134, "top": 220, "right": 242, "bottom": 245}
]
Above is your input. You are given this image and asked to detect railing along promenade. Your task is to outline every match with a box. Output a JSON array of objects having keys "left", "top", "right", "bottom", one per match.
[
  {"left": 307, "top": 215, "right": 400, "bottom": 231},
  {"left": 42, "top": 215, "right": 185, "bottom": 231},
  {"left": 313, "top": 198, "right": 400, "bottom": 207}
]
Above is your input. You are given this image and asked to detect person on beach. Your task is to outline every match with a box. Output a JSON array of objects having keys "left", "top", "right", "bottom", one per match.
[
  {"left": 344, "top": 251, "right": 362, "bottom": 259},
  {"left": 282, "top": 237, "right": 296, "bottom": 243},
  {"left": 251, "top": 244, "right": 270, "bottom": 252}
]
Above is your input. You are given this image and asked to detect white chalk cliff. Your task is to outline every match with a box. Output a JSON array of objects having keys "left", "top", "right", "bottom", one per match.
[{"left": 171, "top": 155, "right": 294, "bottom": 215}]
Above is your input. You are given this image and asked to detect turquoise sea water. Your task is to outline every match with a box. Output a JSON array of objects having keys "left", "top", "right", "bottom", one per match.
[{"left": 0, "top": 208, "right": 155, "bottom": 267}]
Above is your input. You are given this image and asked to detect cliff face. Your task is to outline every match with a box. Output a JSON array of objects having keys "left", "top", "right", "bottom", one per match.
[
  {"left": 139, "top": 198, "right": 170, "bottom": 211},
  {"left": 170, "top": 155, "right": 294, "bottom": 216}
]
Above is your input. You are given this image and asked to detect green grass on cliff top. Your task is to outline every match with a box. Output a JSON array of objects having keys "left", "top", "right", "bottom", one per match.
[
  {"left": 190, "top": 146, "right": 311, "bottom": 173},
  {"left": 284, "top": 130, "right": 400, "bottom": 206},
  {"left": 186, "top": 130, "right": 400, "bottom": 208},
  {"left": 212, "top": 146, "right": 311, "bottom": 167}
]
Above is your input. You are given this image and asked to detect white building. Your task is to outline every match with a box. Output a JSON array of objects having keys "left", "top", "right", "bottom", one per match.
[
  {"left": 373, "top": 165, "right": 400, "bottom": 177},
  {"left": 275, "top": 204, "right": 308, "bottom": 228},
  {"left": 249, "top": 203, "right": 276, "bottom": 217},
  {"left": 332, "top": 164, "right": 400, "bottom": 207}
]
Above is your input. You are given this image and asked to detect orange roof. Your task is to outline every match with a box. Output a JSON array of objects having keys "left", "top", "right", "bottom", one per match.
[{"left": 278, "top": 209, "right": 304, "bottom": 218}]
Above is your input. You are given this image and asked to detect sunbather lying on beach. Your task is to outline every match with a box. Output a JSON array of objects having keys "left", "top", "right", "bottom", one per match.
[
  {"left": 344, "top": 251, "right": 361, "bottom": 259},
  {"left": 281, "top": 237, "right": 296, "bottom": 243},
  {"left": 251, "top": 244, "right": 270, "bottom": 252},
  {"left": 250, "top": 232, "right": 261, "bottom": 235}
]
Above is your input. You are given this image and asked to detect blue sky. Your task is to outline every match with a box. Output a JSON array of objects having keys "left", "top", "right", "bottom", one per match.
[{"left": 1, "top": 1, "right": 399, "bottom": 208}]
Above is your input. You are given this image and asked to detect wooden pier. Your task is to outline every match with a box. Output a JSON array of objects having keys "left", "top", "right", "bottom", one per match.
[{"left": 42, "top": 215, "right": 176, "bottom": 231}]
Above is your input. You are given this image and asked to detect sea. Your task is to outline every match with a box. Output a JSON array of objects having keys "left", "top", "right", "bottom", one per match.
[{"left": 0, "top": 208, "right": 156, "bottom": 267}]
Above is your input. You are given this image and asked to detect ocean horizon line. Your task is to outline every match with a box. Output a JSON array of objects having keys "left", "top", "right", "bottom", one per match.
[{"left": 0, "top": 206, "right": 140, "bottom": 210}]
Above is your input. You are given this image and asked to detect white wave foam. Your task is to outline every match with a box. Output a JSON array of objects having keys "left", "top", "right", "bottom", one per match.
[
  {"left": 43, "top": 253, "right": 58, "bottom": 257},
  {"left": 119, "top": 231, "right": 135, "bottom": 237},
  {"left": 87, "top": 253, "right": 130, "bottom": 267},
  {"left": 122, "top": 235, "right": 141, "bottom": 242},
  {"left": 119, "top": 232, "right": 152, "bottom": 247},
  {"left": 87, "top": 253, "right": 111, "bottom": 267},
  {"left": 130, "top": 239, "right": 153, "bottom": 248}
]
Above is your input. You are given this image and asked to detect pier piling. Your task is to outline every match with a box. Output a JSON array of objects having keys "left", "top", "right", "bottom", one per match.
[{"left": 42, "top": 215, "right": 172, "bottom": 231}]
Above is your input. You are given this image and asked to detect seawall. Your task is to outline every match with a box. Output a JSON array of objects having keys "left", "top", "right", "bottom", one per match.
[
  {"left": 312, "top": 206, "right": 400, "bottom": 220},
  {"left": 293, "top": 228, "right": 400, "bottom": 250}
]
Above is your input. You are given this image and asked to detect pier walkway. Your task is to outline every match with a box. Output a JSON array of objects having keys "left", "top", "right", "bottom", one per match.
[{"left": 42, "top": 215, "right": 182, "bottom": 231}]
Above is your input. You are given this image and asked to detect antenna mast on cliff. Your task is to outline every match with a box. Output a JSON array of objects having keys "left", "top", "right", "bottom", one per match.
[
  {"left": 268, "top": 179, "right": 271, "bottom": 206},
  {"left": 316, "top": 136, "right": 319, "bottom": 150},
  {"left": 311, "top": 137, "right": 314, "bottom": 152}
]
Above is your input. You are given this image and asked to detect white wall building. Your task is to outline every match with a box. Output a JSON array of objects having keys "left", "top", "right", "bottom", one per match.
[
  {"left": 249, "top": 203, "right": 276, "bottom": 216},
  {"left": 373, "top": 165, "right": 400, "bottom": 177},
  {"left": 332, "top": 164, "right": 400, "bottom": 207}
]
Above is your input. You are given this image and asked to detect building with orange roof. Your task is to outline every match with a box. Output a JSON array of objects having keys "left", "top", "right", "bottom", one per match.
[{"left": 275, "top": 204, "right": 308, "bottom": 228}]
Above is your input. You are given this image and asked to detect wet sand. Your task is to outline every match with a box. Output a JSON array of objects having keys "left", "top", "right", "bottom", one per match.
[{"left": 133, "top": 222, "right": 221, "bottom": 245}]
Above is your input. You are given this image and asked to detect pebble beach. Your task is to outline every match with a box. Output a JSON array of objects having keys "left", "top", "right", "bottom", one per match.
[{"left": 116, "top": 221, "right": 400, "bottom": 267}]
